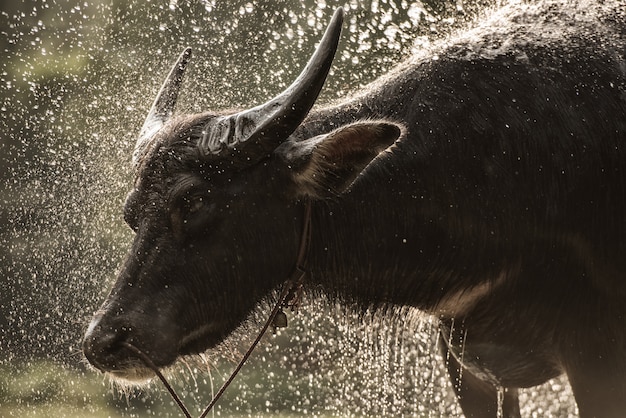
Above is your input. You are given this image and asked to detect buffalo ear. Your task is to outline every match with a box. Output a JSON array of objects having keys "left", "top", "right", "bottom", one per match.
[{"left": 277, "top": 120, "right": 403, "bottom": 198}]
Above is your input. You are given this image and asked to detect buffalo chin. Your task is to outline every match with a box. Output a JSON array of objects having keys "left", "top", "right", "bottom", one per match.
[
  {"left": 105, "top": 364, "right": 158, "bottom": 385},
  {"left": 178, "top": 325, "right": 225, "bottom": 357}
]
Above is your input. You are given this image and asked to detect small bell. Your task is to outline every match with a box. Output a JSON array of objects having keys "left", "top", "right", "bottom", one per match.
[{"left": 272, "top": 309, "right": 288, "bottom": 329}]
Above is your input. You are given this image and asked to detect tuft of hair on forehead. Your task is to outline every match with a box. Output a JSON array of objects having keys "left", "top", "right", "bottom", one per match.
[{"left": 132, "top": 113, "right": 216, "bottom": 181}]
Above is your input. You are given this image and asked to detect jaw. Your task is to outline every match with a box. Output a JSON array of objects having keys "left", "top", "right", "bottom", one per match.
[
  {"left": 178, "top": 324, "right": 227, "bottom": 356},
  {"left": 106, "top": 363, "right": 157, "bottom": 384}
]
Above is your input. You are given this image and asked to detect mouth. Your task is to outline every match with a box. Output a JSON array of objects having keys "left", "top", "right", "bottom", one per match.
[
  {"left": 107, "top": 342, "right": 173, "bottom": 384},
  {"left": 106, "top": 364, "right": 156, "bottom": 384},
  {"left": 83, "top": 333, "right": 177, "bottom": 384},
  {"left": 178, "top": 324, "right": 225, "bottom": 356},
  {"left": 112, "top": 327, "right": 224, "bottom": 380},
  {"left": 95, "top": 350, "right": 160, "bottom": 384},
  {"left": 84, "top": 318, "right": 230, "bottom": 384},
  {"left": 96, "top": 331, "right": 221, "bottom": 384}
]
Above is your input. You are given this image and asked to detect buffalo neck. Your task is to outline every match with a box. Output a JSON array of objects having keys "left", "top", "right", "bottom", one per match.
[{"left": 296, "top": 92, "right": 503, "bottom": 311}]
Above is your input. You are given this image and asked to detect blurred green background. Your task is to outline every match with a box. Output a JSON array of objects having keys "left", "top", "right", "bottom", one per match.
[{"left": 0, "top": 0, "right": 578, "bottom": 416}]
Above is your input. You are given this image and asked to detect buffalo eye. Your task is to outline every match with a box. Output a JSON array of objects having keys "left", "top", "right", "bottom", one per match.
[
  {"left": 174, "top": 192, "right": 217, "bottom": 236},
  {"left": 186, "top": 195, "right": 205, "bottom": 215}
]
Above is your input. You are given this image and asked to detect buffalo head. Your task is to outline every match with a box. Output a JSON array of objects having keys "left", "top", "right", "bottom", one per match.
[{"left": 82, "top": 8, "right": 402, "bottom": 382}]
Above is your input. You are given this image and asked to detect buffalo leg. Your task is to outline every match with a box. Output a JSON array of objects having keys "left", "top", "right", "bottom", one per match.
[
  {"left": 565, "top": 353, "right": 626, "bottom": 418},
  {"left": 438, "top": 332, "right": 521, "bottom": 418}
]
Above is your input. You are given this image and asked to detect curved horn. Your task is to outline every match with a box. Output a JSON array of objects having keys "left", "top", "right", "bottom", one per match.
[
  {"left": 133, "top": 47, "right": 192, "bottom": 166},
  {"left": 200, "top": 8, "right": 344, "bottom": 163}
]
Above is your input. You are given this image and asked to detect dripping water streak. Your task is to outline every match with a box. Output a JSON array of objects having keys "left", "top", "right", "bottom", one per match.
[
  {"left": 460, "top": 327, "right": 467, "bottom": 389},
  {"left": 496, "top": 386, "right": 505, "bottom": 418}
]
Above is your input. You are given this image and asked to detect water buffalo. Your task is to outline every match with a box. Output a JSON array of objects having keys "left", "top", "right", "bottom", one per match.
[{"left": 83, "top": 1, "right": 626, "bottom": 416}]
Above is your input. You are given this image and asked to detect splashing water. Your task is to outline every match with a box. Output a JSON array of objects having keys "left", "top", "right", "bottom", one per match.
[{"left": 0, "top": 0, "right": 587, "bottom": 416}]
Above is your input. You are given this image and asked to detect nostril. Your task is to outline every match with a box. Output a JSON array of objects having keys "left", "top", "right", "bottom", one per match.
[
  {"left": 82, "top": 315, "right": 131, "bottom": 372},
  {"left": 82, "top": 308, "right": 180, "bottom": 381}
]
